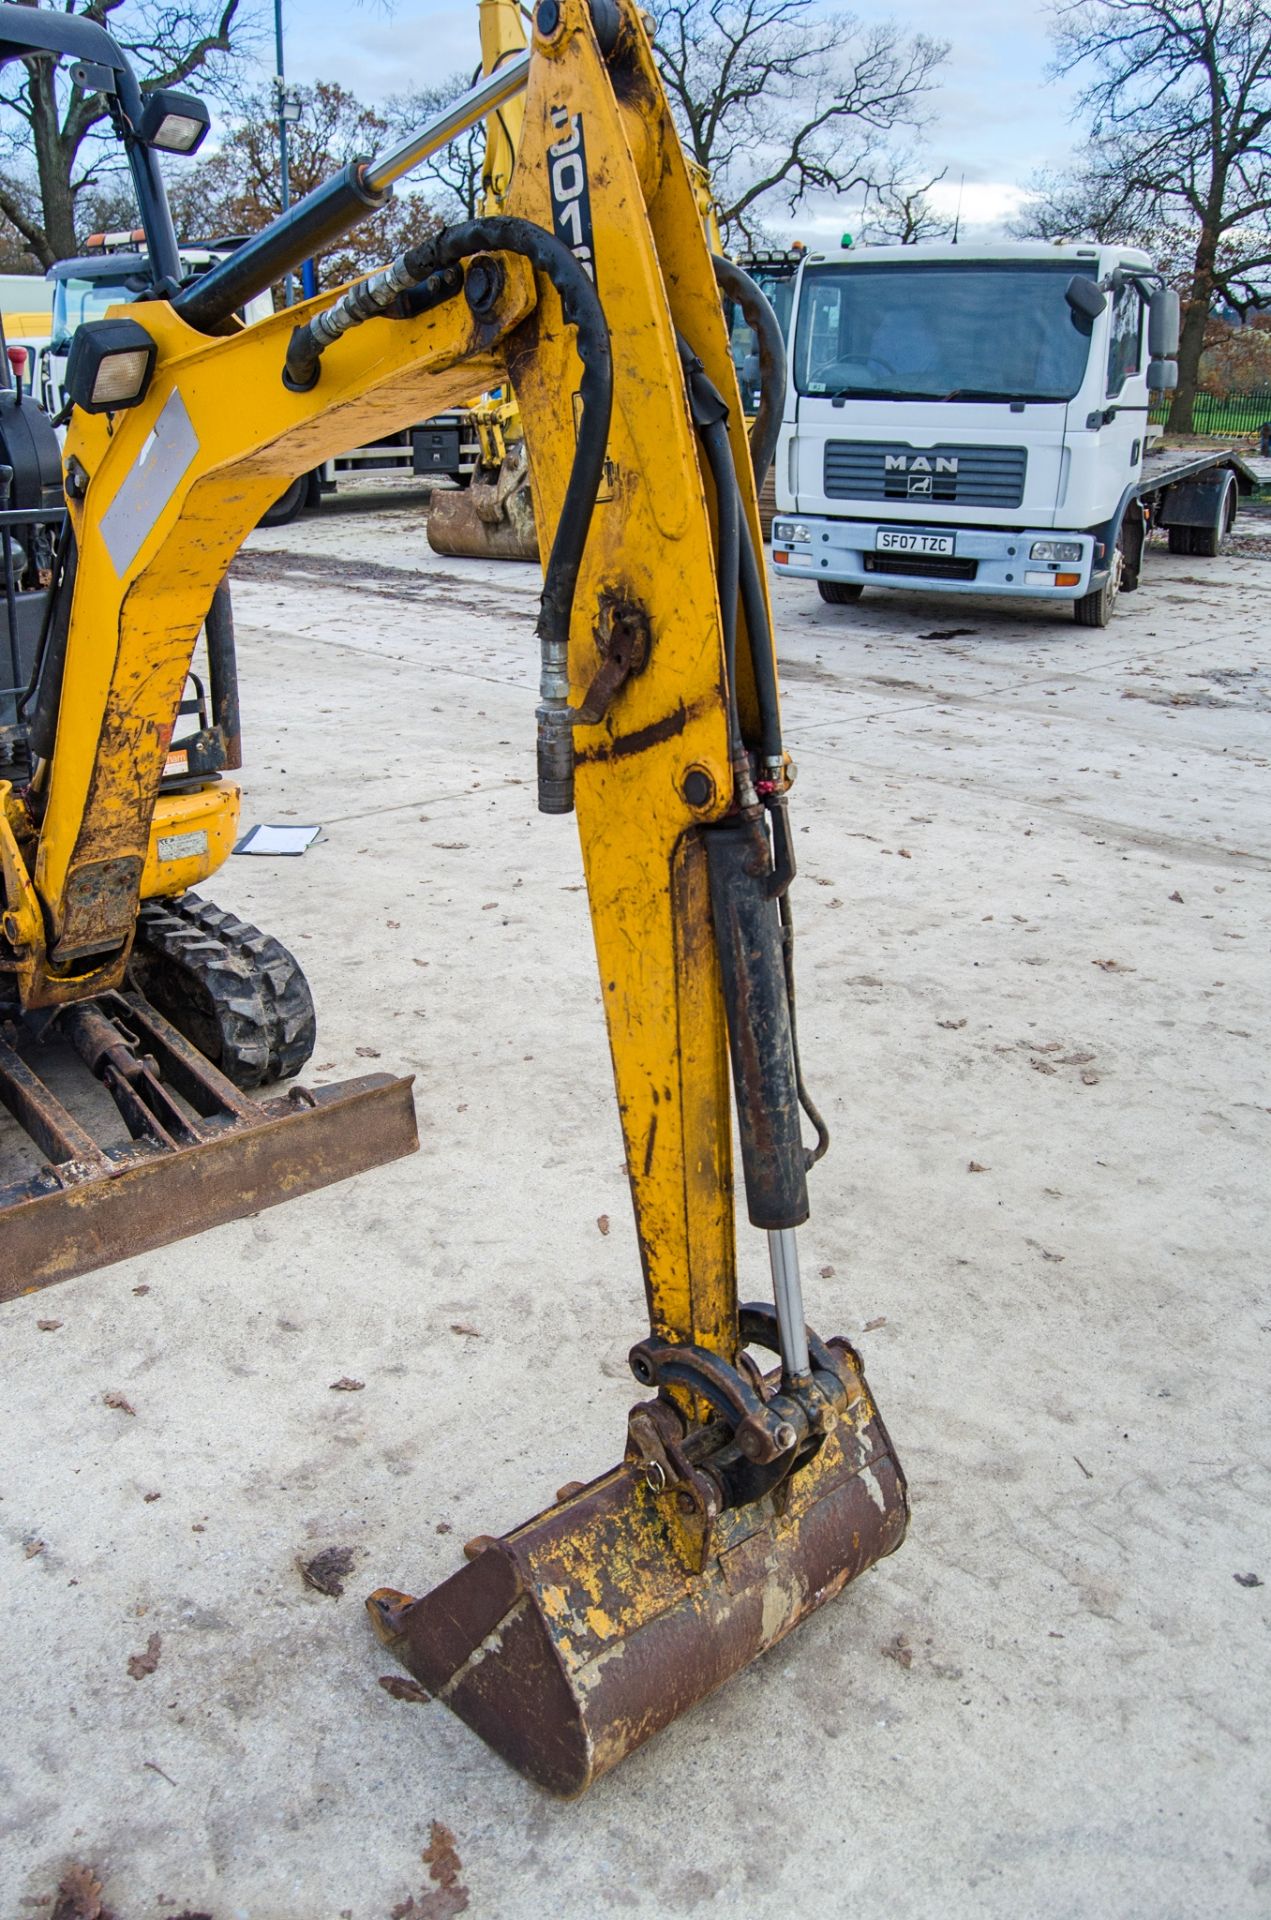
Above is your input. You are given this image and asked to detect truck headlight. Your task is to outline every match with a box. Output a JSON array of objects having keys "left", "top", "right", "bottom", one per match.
[
  {"left": 1029, "top": 539, "right": 1083, "bottom": 564},
  {"left": 772, "top": 520, "right": 811, "bottom": 543}
]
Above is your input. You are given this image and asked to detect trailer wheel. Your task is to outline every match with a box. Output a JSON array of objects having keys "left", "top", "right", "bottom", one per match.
[
  {"left": 1189, "top": 474, "right": 1237, "bottom": 559},
  {"left": 818, "top": 580, "right": 864, "bottom": 605},
  {"left": 1167, "top": 526, "right": 1194, "bottom": 555}
]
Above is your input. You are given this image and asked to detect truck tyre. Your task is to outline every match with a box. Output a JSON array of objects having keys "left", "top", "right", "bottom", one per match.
[
  {"left": 818, "top": 580, "right": 864, "bottom": 605},
  {"left": 1167, "top": 526, "right": 1194, "bottom": 555},
  {"left": 259, "top": 474, "right": 310, "bottom": 528},
  {"left": 1074, "top": 543, "right": 1123, "bottom": 628},
  {"left": 1189, "top": 475, "right": 1237, "bottom": 558}
]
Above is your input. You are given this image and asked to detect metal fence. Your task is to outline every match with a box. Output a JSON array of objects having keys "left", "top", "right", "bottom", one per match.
[{"left": 1149, "top": 386, "right": 1271, "bottom": 434}]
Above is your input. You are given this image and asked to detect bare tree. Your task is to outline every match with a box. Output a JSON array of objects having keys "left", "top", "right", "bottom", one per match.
[
  {"left": 162, "top": 81, "right": 436, "bottom": 291},
  {"left": 1019, "top": 0, "right": 1271, "bottom": 429},
  {"left": 386, "top": 77, "right": 485, "bottom": 222},
  {"left": 0, "top": 0, "right": 252, "bottom": 270},
  {"left": 651, "top": 0, "right": 947, "bottom": 242},
  {"left": 859, "top": 161, "right": 951, "bottom": 244}
]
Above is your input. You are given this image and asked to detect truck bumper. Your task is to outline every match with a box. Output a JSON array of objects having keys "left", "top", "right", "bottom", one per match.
[{"left": 772, "top": 518, "right": 1099, "bottom": 600}]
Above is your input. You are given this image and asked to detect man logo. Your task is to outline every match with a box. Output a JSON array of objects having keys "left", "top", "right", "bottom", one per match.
[{"left": 884, "top": 453, "right": 960, "bottom": 474}]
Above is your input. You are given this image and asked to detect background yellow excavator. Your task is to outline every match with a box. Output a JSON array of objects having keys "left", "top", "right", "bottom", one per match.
[
  {"left": 4, "top": 0, "right": 907, "bottom": 1793},
  {"left": 0, "top": 5, "right": 418, "bottom": 1290}
]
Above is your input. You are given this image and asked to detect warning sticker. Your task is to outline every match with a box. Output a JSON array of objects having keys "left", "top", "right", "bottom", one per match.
[{"left": 157, "top": 829, "right": 208, "bottom": 863}]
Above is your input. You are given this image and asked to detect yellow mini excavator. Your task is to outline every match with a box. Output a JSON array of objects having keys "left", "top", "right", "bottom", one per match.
[
  {"left": 0, "top": 10, "right": 418, "bottom": 1291},
  {"left": 5, "top": 0, "right": 908, "bottom": 1791}
]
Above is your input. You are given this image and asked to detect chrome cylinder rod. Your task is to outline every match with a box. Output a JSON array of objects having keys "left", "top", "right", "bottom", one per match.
[
  {"left": 767, "top": 1227, "right": 811, "bottom": 1381},
  {"left": 364, "top": 53, "right": 532, "bottom": 195}
]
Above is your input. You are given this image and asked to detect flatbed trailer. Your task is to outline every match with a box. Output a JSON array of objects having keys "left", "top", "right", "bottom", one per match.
[{"left": 1133, "top": 444, "right": 1263, "bottom": 560}]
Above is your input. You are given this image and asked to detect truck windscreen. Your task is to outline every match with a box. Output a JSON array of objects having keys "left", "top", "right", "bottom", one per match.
[
  {"left": 51, "top": 273, "right": 150, "bottom": 349},
  {"left": 793, "top": 260, "right": 1093, "bottom": 404}
]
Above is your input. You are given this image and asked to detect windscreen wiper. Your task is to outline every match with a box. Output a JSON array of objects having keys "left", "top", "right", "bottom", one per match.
[{"left": 939, "top": 389, "right": 1067, "bottom": 403}]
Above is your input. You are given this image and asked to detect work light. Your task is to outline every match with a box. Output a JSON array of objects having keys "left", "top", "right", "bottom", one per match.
[
  {"left": 137, "top": 89, "right": 211, "bottom": 156},
  {"left": 64, "top": 319, "right": 157, "bottom": 414}
]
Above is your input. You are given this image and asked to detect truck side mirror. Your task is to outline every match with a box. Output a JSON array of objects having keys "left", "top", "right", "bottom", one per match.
[
  {"left": 1146, "top": 358, "right": 1178, "bottom": 392},
  {"left": 1147, "top": 287, "right": 1180, "bottom": 358},
  {"left": 1065, "top": 275, "right": 1107, "bottom": 320}
]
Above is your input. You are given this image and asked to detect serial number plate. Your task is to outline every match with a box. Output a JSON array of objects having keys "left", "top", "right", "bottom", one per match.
[{"left": 876, "top": 529, "right": 956, "bottom": 557}]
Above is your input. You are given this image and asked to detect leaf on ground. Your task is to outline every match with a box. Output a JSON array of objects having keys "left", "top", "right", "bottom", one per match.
[
  {"left": 1029, "top": 1059, "right": 1058, "bottom": 1075},
  {"left": 862, "top": 1315, "right": 887, "bottom": 1332},
  {"left": 103, "top": 1391, "right": 136, "bottom": 1416},
  {"left": 1058, "top": 1052, "right": 1095, "bottom": 1066},
  {"left": 378, "top": 1674, "right": 431, "bottom": 1704},
  {"left": 51, "top": 1865, "right": 113, "bottom": 1920},
  {"left": 329, "top": 1377, "right": 365, "bottom": 1392},
  {"left": 449, "top": 1322, "right": 480, "bottom": 1338},
  {"left": 131, "top": 1284, "right": 150, "bottom": 1296},
  {"left": 1092, "top": 958, "right": 1135, "bottom": 972},
  {"left": 1024, "top": 1040, "right": 1063, "bottom": 1053},
  {"left": 967, "top": 1161, "right": 989, "bottom": 1174},
  {"left": 819, "top": 1264, "right": 835, "bottom": 1279},
  {"left": 144, "top": 1491, "right": 161, "bottom": 1502},
  {"left": 1025, "top": 1239, "right": 1065, "bottom": 1264},
  {"left": 299, "top": 1546, "right": 356, "bottom": 1597},
  {"left": 355, "top": 1046, "right": 381, "bottom": 1058},
  {"left": 597, "top": 1214, "right": 610, "bottom": 1236},
  {"left": 37, "top": 1319, "right": 62, "bottom": 1331},
  {"left": 881, "top": 1633, "right": 913, "bottom": 1669},
  {"left": 422, "top": 1822, "right": 463, "bottom": 1891},
  {"left": 1234, "top": 1572, "right": 1263, "bottom": 1588},
  {"left": 127, "top": 1632, "right": 161, "bottom": 1680},
  {"left": 896, "top": 847, "right": 912, "bottom": 859},
  {"left": 936, "top": 1018, "right": 966, "bottom": 1030},
  {"left": 1169, "top": 891, "right": 1184, "bottom": 903},
  {"left": 1081, "top": 1071, "right": 1100, "bottom": 1086},
  {"left": 24, "top": 1539, "right": 45, "bottom": 1557}
]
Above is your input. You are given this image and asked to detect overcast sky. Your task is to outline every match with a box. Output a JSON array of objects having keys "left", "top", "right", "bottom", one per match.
[{"left": 267, "top": 0, "right": 1085, "bottom": 240}]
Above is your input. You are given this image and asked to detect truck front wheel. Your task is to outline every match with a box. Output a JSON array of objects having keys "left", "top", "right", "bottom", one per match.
[
  {"left": 1074, "top": 545, "right": 1123, "bottom": 628},
  {"left": 818, "top": 580, "right": 864, "bottom": 605}
]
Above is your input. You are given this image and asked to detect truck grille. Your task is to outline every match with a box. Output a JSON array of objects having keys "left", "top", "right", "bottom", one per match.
[
  {"left": 824, "top": 441, "right": 1027, "bottom": 510},
  {"left": 863, "top": 552, "right": 979, "bottom": 581}
]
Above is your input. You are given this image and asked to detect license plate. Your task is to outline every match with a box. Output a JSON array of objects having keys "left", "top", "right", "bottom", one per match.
[{"left": 875, "top": 528, "right": 956, "bottom": 557}]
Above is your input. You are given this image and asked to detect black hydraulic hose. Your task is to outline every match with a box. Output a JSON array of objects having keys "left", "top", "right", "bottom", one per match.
[
  {"left": 737, "top": 501, "right": 783, "bottom": 765},
  {"left": 712, "top": 254, "right": 787, "bottom": 490},
  {"left": 779, "top": 889, "right": 830, "bottom": 1168},
  {"left": 698, "top": 416, "right": 744, "bottom": 763}
]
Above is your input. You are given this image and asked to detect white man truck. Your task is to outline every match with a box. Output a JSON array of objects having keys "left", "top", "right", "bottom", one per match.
[{"left": 771, "top": 241, "right": 1261, "bottom": 627}]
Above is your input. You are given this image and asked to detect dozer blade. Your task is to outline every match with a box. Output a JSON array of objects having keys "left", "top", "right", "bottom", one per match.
[
  {"left": 0, "top": 992, "right": 417, "bottom": 1295},
  {"left": 369, "top": 1339, "right": 906, "bottom": 1797}
]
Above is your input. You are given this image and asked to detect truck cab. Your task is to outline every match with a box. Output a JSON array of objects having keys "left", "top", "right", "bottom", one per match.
[{"left": 773, "top": 241, "right": 1170, "bottom": 622}]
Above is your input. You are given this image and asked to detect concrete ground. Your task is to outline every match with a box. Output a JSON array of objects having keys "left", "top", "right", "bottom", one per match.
[{"left": 4, "top": 478, "right": 1268, "bottom": 1919}]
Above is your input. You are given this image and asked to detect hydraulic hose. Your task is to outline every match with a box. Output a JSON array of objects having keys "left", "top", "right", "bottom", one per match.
[
  {"left": 712, "top": 255, "right": 787, "bottom": 490},
  {"left": 281, "top": 216, "right": 612, "bottom": 814}
]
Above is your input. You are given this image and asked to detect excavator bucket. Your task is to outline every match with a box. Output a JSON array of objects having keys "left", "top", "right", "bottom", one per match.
[
  {"left": 426, "top": 447, "right": 540, "bottom": 562},
  {"left": 369, "top": 1334, "right": 907, "bottom": 1796},
  {"left": 0, "top": 991, "right": 417, "bottom": 1295}
]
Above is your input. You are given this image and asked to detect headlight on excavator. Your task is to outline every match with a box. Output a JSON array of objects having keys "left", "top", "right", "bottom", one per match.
[
  {"left": 1029, "top": 539, "right": 1083, "bottom": 563},
  {"left": 137, "top": 88, "right": 211, "bottom": 156},
  {"left": 64, "top": 318, "right": 157, "bottom": 413}
]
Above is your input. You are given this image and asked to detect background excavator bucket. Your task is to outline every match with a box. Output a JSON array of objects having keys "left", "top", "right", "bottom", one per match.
[
  {"left": 426, "top": 444, "right": 540, "bottom": 562},
  {"left": 369, "top": 1342, "right": 907, "bottom": 1796}
]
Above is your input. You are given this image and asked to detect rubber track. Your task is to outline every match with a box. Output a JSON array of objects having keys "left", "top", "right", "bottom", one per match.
[{"left": 132, "top": 893, "right": 317, "bottom": 1089}]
